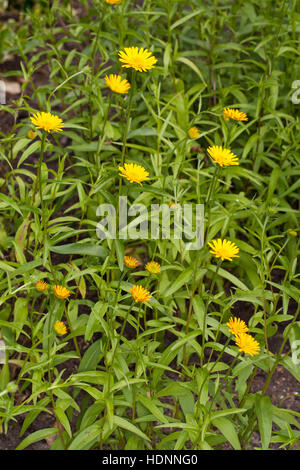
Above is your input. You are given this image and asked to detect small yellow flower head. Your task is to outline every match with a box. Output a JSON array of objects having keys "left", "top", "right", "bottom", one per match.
[
  {"left": 35, "top": 280, "right": 48, "bottom": 292},
  {"left": 235, "top": 333, "right": 260, "bottom": 357},
  {"left": 124, "top": 256, "right": 139, "bottom": 269},
  {"left": 168, "top": 201, "right": 178, "bottom": 210},
  {"left": 145, "top": 261, "right": 161, "bottom": 274},
  {"left": 208, "top": 238, "right": 239, "bottom": 262},
  {"left": 119, "top": 163, "right": 149, "bottom": 185},
  {"left": 227, "top": 317, "right": 248, "bottom": 336},
  {"left": 53, "top": 285, "right": 71, "bottom": 299},
  {"left": 188, "top": 127, "right": 200, "bottom": 139},
  {"left": 118, "top": 47, "right": 157, "bottom": 72},
  {"left": 54, "top": 320, "right": 67, "bottom": 336},
  {"left": 105, "top": 0, "right": 121, "bottom": 3},
  {"left": 288, "top": 229, "right": 297, "bottom": 237},
  {"left": 30, "top": 112, "right": 64, "bottom": 133},
  {"left": 105, "top": 74, "right": 131, "bottom": 94},
  {"left": 223, "top": 108, "right": 248, "bottom": 122},
  {"left": 27, "top": 130, "right": 36, "bottom": 139},
  {"left": 130, "top": 285, "right": 152, "bottom": 303},
  {"left": 207, "top": 145, "right": 239, "bottom": 167}
]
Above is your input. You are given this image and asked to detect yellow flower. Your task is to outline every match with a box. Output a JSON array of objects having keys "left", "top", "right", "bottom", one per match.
[
  {"left": 118, "top": 47, "right": 157, "bottom": 72},
  {"left": 227, "top": 317, "right": 248, "bottom": 336},
  {"left": 207, "top": 145, "right": 239, "bottom": 167},
  {"left": 288, "top": 229, "right": 297, "bottom": 237},
  {"left": 119, "top": 163, "right": 149, "bottom": 185},
  {"left": 145, "top": 261, "right": 160, "bottom": 274},
  {"left": 54, "top": 320, "right": 67, "bottom": 336},
  {"left": 168, "top": 201, "right": 179, "bottom": 210},
  {"left": 124, "top": 256, "right": 139, "bottom": 268},
  {"left": 35, "top": 280, "right": 48, "bottom": 292},
  {"left": 53, "top": 285, "right": 71, "bottom": 299},
  {"left": 130, "top": 285, "right": 152, "bottom": 303},
  {"left": 27, "top": 130, "right": 36, "bottom": 139},
  {"left": 30, "top": 112, "right": 64, "bottom": 133},
  {"left": 235, "top": 333, "right": 260, "bottom": 356},
  {"left": 208, "top": 238, "right": 239, "bottom": 262},
  {"left": 105, "top": 0, "right": 121, "bottom": 3},
  {"left": 223, "top": 108, "right": 248, "bottom": 122},
  {"left": 105, "top": 74, "right": 130, "bottom": 94},
  {"left": 188, "top": 127, "right": 200, "bottom": 139}
]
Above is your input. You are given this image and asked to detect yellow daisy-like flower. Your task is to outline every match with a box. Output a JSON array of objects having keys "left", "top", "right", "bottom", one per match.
[
  {"left": 105, "top": 74, "right": 131, "bottom": 94},
  {"left": 30, "top": 112, "right": 64, "bottom": 133},
  {"left": 223, "top": 108, "right": 248, "bottom": 122},
  {"left": 119, "top": 163, "right": 149, "bottom": 185},
  {"left": 105, "top": 0, "right": 121, "bottom": 3},
  {"left": 53, "top": 285, "right": 71, "bottom": 299},
  {"left": 208, "top": 238, "right": 239, "bottom": 262},
  {"left": 227, "top": 317, "right": 248, "bottom": 336},
  {"left": 35, "top": 280, "right": 48, "bottom": 292},
  {"left": 188, "top": 127, "right": 200, "bottom": 139},
  {"left": 124, "top": 256, "right": 139, "bottom": 269},
  {"left": 235, "top": 332, "right": 260, "bottom": 357},
  {"left": 118, "top": 47, "right": 157, "bottom": 72},
  {"left": 207, "top": 145, "right": 239, "bottom": 167},
  {"left": 54, "top": 320, "right": 67, "bottom": 336},
  {"left": 130, "top": 285, "right": 152, "bottom": 303},
  {"left": 145, "top": 261, "right": 161, "bottom": 274}
]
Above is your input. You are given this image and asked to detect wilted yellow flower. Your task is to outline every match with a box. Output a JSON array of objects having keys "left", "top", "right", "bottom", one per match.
[
  {"left": 124, "top": 256, "right": 139, "bottom": 268},
  {"left": 130, "top": 285, "right": 152, "bottom": 303},
  {"left": 188, "top": 127, "right": 200, "bottom": 139},
  {"left": 223, "top": 108, "right": 248, "bottom": 122},
  {"left": 119, "top": 47, "right": 157, "bottom": 72},
  {"left": 207, "top": 145, "right": 239, "bottom": 167},
  {"left": 105, "top": 74, "right": 130, "bottom": 94},
  {"left": 30, "top": 112, "right": 64, "bottom": 133},
  {"left": 35, "top": 280, "right": 48, "bottom": 292},
  {"left": 235, "top": 333, "right": 260, "bottom": 356},
  {"left": 54, "top": 320, "right": 67, "bottom": 336},
  {"left": 119, "top": 163, "right": 149, "bottom": 185},
  {"left": 208, "top": 238, "right": 239, "bottom": 262},
  {"left": 27, "top": 130, "right": 36, "bottom": 139},
  {"left": 105, "top": 0, "right": 121, "bottom": 3},
  {"left": 53, "top": 285, "right": 71, "bottom": 299},
  {"left": 145, "top": 261, "right": 160, "bottom": 274},
  {"left": 227, "top": 317, "right": 248, "bottom": 336}
]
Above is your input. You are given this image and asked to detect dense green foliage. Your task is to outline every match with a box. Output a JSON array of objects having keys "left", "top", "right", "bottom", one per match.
[{"left": 0, "top": 0, "right": 299, "bottom": 450}]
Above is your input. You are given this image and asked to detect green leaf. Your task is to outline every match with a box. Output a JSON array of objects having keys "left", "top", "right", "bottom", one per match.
[
  {"left": 163, "top": 267, "right": 194, "bottom": 297},
  {"left": 211, "top": 417, "right": 241, "bottom": 450},
  {"left": 55, "top": 406, "right": 72, "bottom": 438},
  {"left": 13, "top": 298, "right": 28, "bottom": 340},
  {"left": 50, "top": 243, "right": 108, "bottom": 258},
  {"left": 114, "top": 238, "right": 124, "bottom": 271},
  {"left": 78, "top": 339, "right": 102, "bottom": 372},
  {"left": 255, "top": 395, "right": 273, "bottom": 449},
  {"left": 68, "top": 422, "right": 101, "bottom": 450},
  {"left": 113, "top": 416, "right": 150, "bottom": 442},
  {"left": 137, "top": 394, "right": 169, "bottom": 424},
  {"left": 16, "top": 428, "right": 58, "bottom": 450}
]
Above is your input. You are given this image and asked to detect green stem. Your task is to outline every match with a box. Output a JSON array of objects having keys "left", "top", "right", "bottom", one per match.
[
  {"left": 95, "top": 94, "right": 112, "bottom": 173},
  {"left": 201, "top": 259, "right": 222, "bottom": 367},
  {"left": 47, "top": 308, "right": 67, "bottom": 449},
  {"left": 64, "top": 305, "right": 81, "bottom": 360},
  {"left": 120, "top": 69, "right": 136, "bottom": 168},
  {"left": 132, "top": 301, "right": 143, "bottom": 424}
]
